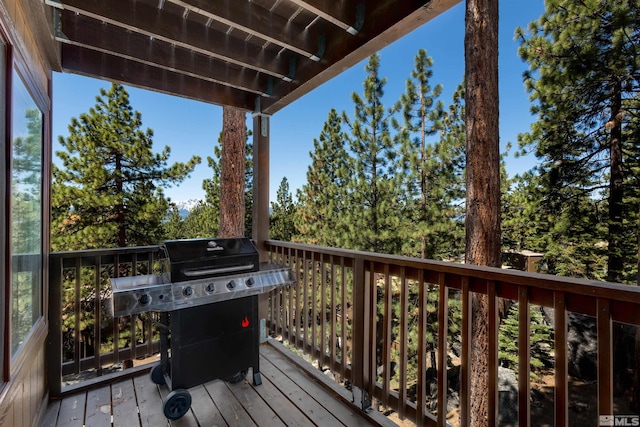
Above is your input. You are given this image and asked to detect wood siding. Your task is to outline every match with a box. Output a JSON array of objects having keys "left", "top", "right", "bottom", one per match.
[
  {"left": 0, "top": 330, "right": 48, "bottom": 427},
  {"left": 0, "top": 0, "right": 54, "bottom": 426}
]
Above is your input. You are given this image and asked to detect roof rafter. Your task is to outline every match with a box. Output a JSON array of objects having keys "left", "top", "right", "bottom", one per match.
[
  {"left": 286, "top": 0, "right": 364, "bottom": 34},
  {"left": 49, "top": 0, "right": 462, "bottom": 113},
  {"left": 168, "top": 0, "right": 325, "bottom": 61},
  {"left": 58, "top": 0, "right": 293, "bottom": 81},
  {"left": 60, "top": 12, "right": 272, "bottom": 97}
]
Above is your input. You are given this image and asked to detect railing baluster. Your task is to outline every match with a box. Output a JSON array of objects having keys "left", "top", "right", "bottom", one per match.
[
  {"left": 340, "top": 256, "right": 347, "bottom": 381},
  {"left": 296, "top": 251, "right": 307, "bottom": 349},
  {"left": 94, "top": 255, "right": 102, "bottom": 373},
  {"left": 73, "top": 257, "right": 81, "bottom": 374},
  {"left": 329, "top": 255, "right": 337, "bottom": 374},
  {"left": 488, "top": 280, "right": 498, "bottom": 427},
  {"left": 554, "top": 291, "right": 568, "bottom": 427},
  {"left": 437, "top": 273, "right": 448, "bottom": 426},
  {"left": 131, "top": 253, "right": 138, "bottom": 361},
  {"left": 381, "top": 264, "right": 392, "bottom": 409},
  {"left": 459, "top": 276, "right": 471, "bottom": 426},
  {"left": 518, "top": 286, "right": 531, "bottom": 427},
  {"left": 112, "top": 254, "right": 120, "bottom": 365},
  {"left": 597, "top": 298, "right": 613, "bottom": 417},
  {"left": 311, "top": 253, "right": 318, "bottom": 360},
  {"left": 303, "top": 250, "right": 310, "bottom": 355},
  {"left": 398, "top": 266, "right": 408, "bottom": 419},
  {"left": 320, "top": 254, "right": 327, "bottom": 366},
  {"left": 416, "top": 269, "right": 426, "bottom": 425},
  {"left": 367, "top": 261, "right": 377, "bottom": 400}
]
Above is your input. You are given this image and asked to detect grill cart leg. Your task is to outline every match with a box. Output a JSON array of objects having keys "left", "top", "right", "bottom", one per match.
[{"left": 253, "top": 371, "right": 262, "bottom": 386}]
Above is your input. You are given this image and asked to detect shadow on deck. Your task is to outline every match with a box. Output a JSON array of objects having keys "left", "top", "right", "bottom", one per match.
[{"left": 42, "top": 341, "right": 396, "bottom": 427}]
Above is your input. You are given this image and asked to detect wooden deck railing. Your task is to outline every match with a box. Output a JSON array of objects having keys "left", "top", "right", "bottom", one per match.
[
  {"left": 48, "top": 246, "right": 164, "bottom": 397},
  {"left": 47, "top": 242, "right": 640, "bottom": 425},
  {"left": 265, "top": 240, "right": 640, "bottom": 427}
]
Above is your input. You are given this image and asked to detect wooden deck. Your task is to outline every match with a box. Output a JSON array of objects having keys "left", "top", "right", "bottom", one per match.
[{"left": 41, "top": 341, "right": 396, "bottom": 427}]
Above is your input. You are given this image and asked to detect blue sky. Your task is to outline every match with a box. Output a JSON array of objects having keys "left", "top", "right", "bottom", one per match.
[{"left": 52, "top": 0, "right": 546, "bottom": 204}]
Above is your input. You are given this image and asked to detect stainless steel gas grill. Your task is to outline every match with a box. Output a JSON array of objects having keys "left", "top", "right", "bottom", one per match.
[{"left": 109, "top": 237, "right": 295, "bottom": 420}]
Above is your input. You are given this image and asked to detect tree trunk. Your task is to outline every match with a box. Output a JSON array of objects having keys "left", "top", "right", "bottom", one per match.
[
  {"left": 465, "top": 0, "right": 500, "bottom": 426},
  {"left": 219, "top": 106, "right": 246, "bottom": 238}
]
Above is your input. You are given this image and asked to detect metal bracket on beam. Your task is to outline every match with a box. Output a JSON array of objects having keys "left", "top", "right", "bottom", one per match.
[
  {"left": 352, "top": 385, "right": 372, "bottom": 412},
  {"left": 52, "top": 8, "right": 69, "bottom": 43},
  {"left": 252, "top": 98, "right": 271, "bottom": 137},
  {"left": 310, "top": 34, "right": 325, "bottom": 61},
  {"left": 262, "top": 77, "right": 274, "bottom": 97},
  {"left": 347, "top": 3, "right": 365, "bottom": 36},
  {"left": 282, "top": 58, "right": 296, "bottom": 83}
]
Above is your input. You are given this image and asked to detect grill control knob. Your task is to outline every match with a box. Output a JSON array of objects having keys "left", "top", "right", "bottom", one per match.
[
  {"left": 226, "top": 280, "right": 236, "bottom": 290},
  {"left": 138, "top": 293, "right": 150, "bottom": 306},
  {"left": 205, "top": 283, "right": 215, "bottom": 294},
  {"left": 245, "top": 277, "right": 255, "bottom": 287},
  {"left": 183, "top": 286, "right": 193, "bottom": 297}
]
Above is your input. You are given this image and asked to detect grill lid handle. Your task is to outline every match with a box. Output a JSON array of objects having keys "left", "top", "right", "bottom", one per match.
[{"left": 181, "top": 264, "right": 255, "bottom": 277}]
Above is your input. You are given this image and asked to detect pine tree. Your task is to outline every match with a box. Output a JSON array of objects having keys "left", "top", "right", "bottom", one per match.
[
  {"left": 52, "top": 84, "right": 200, "bottom": 250},
  {"left": 342, "top": 54, "right": 402, "bottom": 254},
  {"left": 395, "top": 73, "right": 466, "bottom": 260},
  {"left": 296, "top": 108, "right": 350, "bottom": 247},
  {"left": 517, "top": 0, "right": 640, "bottom": 283},
  {"left": 270, "top": 177, "right": 296, "bottom": 241}
]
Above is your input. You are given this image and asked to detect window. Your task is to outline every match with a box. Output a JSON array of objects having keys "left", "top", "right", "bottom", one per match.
[{"left": 10, "top": 67, "right": 43, "bottom": 356}]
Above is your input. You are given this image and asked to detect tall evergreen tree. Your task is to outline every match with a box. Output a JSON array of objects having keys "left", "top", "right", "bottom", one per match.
[
  {"left": 270, "top": 177, "right": 296, "bottom": 241},
  {"left": 342, "top": 54, "right": 402, "bottom": 254},
  {"left": 394, "top": 49, "right": 443, "bottom": 258},
  {"left": 52, "top": 84, "right": 200, "bottom": 250},
  {"left": 296, "top": 109, "right": 350, "bottom": 247},
  {"left": 517, "top": 0, "right": 640, "bottom": 283}
]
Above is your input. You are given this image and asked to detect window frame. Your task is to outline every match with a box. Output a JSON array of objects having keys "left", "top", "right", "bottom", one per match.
[{"left": 1, "top": 36, "right": 51, "bottom": 383}]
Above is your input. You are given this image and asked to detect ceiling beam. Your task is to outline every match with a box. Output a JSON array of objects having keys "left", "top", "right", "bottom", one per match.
[
  {"left": 61, "top": 44, "right": 257, "bottom": 110},
  {"left": 60, "top": 12, "right": 272, "bottom": 97},
  {"left": 168, "top": 0, "right": 323, "bottom": 60},
  {"left": 58, "top": 0, "right": 293, "bottom": 80},
  {"left": 286, "top": 0, "right": 364, "bottom": 34}
]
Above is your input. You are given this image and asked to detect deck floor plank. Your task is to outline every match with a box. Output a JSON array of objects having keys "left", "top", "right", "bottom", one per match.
[
  {"left": 225, "top": 372, "right": 286, "bottom": 427},
  {"left": 134, "top": 374, "right": 169, "bottom": 427},
  {"left": 187, "top": 384, "right": 229, "bottom": 426},
  {"left": 111, "top": 379, "right": 139, "bottom": 427},
  {"left": 247, "top": 369, "right": 315, "bottom": 426},
  {"left": 261, "top": 344, "right": 378, "bottom": 427},
  {"left": 259, "top": 352, "right": 345, "bottom": 427},
  {"left": 46, "top": 342, "right": 392, "bottom": 427},
  {"left": 85, "top": 385, "right": 112, "bottom": 427},
  {"left": 204, "top": 379, "right": 258, "bottom": 426},
  {"left": 55, "top": 393, "right": 86, "bottom": 427}
]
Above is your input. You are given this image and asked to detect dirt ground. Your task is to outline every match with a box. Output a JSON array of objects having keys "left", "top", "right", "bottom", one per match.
[{"left": 383, "top": 373, "right": 638, "bottom": 427}]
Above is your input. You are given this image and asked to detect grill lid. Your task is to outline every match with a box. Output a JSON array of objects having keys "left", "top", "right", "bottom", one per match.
[
  {"left": 163, "top": 237, "right": 259, "bottom": 282},
  {"left": 163, "top": 237, "right": 257, "bottom": 263}
]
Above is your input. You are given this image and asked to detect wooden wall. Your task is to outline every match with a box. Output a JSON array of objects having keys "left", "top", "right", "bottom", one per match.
[{"left": 0, "top": 0, "right": 55, "bottom": 426}]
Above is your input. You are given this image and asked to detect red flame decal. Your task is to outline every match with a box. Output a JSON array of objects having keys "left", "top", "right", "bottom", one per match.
[{"left": 241, "top": 316, "right": 249, "bottom": 328}]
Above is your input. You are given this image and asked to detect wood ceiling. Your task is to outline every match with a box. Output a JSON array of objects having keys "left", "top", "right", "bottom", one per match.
[{"left": 47, "top": 0, "right": 460, "bottom": 115}]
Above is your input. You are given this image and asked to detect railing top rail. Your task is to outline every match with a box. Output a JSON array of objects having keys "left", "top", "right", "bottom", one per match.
[
  {"left": 50, "top": 245, "right": 162, "bottom": 259},
  {"left": 266, "top": 240, "right": 640, "bottom": 305}
]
